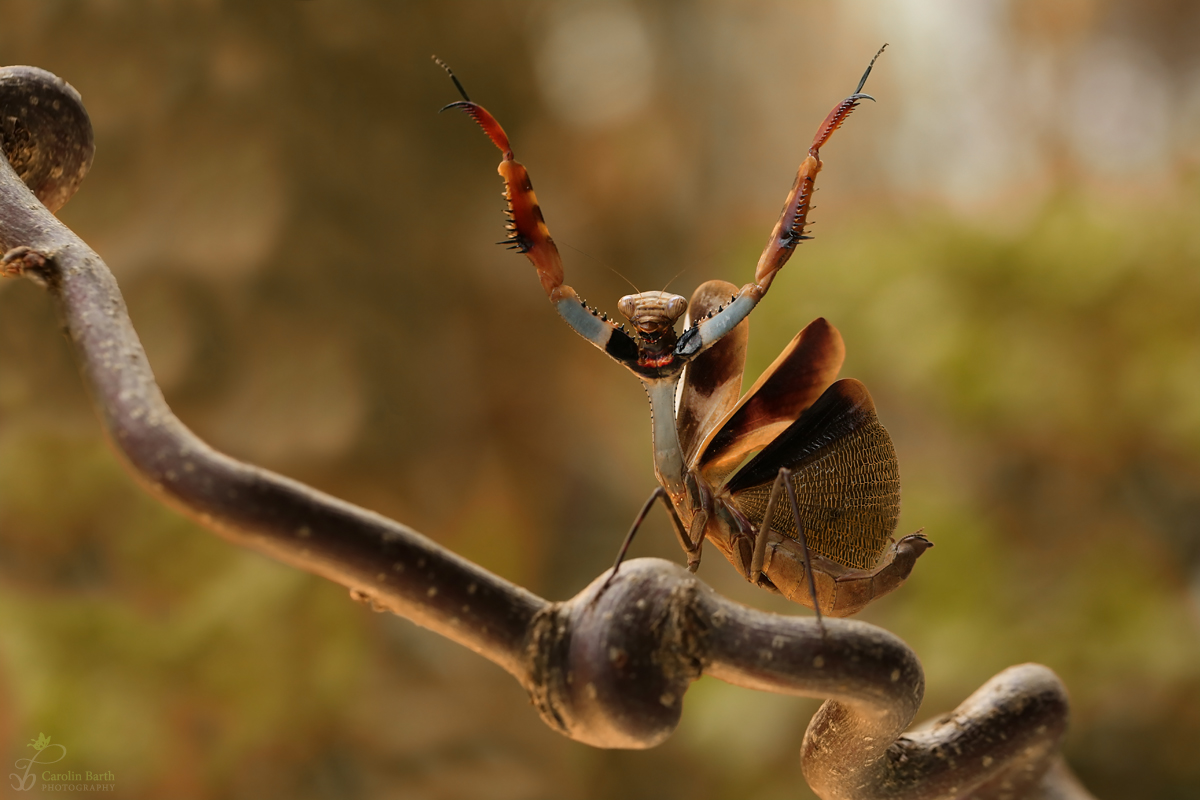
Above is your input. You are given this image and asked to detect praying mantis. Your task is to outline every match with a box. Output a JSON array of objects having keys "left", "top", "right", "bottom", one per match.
[{"left": 437, "top": 47, "right": 931, "bottom": 619}]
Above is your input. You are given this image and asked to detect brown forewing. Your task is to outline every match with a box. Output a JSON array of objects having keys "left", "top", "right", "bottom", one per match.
[
  {"left": 694, "top": 317, "right": 845, "bottom": 486},
  {"left": 676, "top": 280, "right": 749, "bottom": 465}
]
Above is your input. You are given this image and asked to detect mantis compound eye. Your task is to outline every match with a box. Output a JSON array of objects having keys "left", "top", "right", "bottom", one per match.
[
  {"left": 617, "top": 295, "right": 637, "bottom": 320},
  {"left": 664, "top": 295, "right": 687, "bottom": 322}
]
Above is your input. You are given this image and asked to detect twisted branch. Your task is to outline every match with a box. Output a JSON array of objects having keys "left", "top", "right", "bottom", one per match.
[{"left": 0, "top": 65, "right": 1094, "bottom": 799}]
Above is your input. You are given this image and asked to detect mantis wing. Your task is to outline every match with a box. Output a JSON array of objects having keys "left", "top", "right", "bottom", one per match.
[
  {"left": 725, "top": 378, "right": 900, "bottom": 571},
  {"left": 676, "top": 280, "right": 749, "bottom": 466},
  {"left": 692, "top": 317, "right": 844, "bottom": 486}
]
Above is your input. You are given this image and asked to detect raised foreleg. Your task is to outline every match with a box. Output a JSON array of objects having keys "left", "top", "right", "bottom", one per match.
[
  {"left": 677, "top": 46, "right": 888, "bottom": 363},
  {"left": 436, "top": 58, "right": 640, "bottom": 367}
]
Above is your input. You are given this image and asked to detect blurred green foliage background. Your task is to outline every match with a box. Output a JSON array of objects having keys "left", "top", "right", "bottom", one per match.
[{"left": 0, "top": 0, "right": 1197, "bottom": 798}]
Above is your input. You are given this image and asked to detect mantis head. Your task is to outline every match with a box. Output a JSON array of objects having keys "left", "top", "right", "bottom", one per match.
[{"left": 617, "top": 291, "right": 688, "bottom": 368}]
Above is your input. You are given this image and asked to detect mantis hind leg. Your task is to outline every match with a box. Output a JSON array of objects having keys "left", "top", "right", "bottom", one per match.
[{"left": 750, "top": 467, "right": 825, "bottom": 631}]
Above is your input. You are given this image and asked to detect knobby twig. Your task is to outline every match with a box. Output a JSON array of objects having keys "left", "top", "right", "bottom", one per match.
[{"left": 0, "top": 65, "right": 1096, "bottom": 799}]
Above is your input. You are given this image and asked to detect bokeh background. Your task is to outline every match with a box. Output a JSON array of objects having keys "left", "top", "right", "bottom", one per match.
[{"left": 1, "top": 0, "right": 1198, "bottom": 798}]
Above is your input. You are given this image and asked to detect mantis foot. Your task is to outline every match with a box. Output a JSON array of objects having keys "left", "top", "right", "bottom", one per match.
[{"left": 1, "top": 246, "right": 47, "bottom": 278}]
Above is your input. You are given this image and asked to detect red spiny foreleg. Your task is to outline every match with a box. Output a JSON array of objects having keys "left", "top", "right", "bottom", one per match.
[
  {"left": 442, "top": 99, "right": 566, "bottom": 300},
  {"left": 751, "top": 44, "right": 887, "bottom": 293}
]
